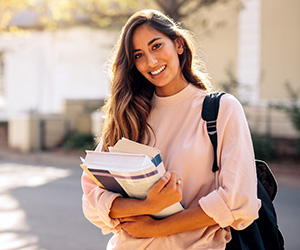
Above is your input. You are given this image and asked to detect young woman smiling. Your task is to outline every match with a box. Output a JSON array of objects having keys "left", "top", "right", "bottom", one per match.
[
  {"left": 132, "top": 24, "right": 188, "bottom": 97},
  {"left": 81, "top": 9, "right": 261, "bottom": 250}
]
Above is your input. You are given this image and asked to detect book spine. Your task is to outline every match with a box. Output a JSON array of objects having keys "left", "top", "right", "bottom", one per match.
[
  {"left": 81, "top": 165, "right": 105, "bottom": 189},
  {"left": 151, "top": 153, "right": 165, "bottom": 177},
  {"left": 87, "top": 168, "right": 129, "bottom": 198}
]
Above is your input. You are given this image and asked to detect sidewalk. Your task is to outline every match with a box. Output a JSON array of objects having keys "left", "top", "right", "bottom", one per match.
[
  {"left": 0, "top": 148, "right": 299, "bottom": 188},
  {"left": 0, "top": 148, "right": 83, "bottom": 167}
]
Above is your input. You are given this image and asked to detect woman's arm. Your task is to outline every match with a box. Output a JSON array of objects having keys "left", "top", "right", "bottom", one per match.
[
  {"left": 199, "top": 95, "right": 261, "bottom": 230},
  {"left": 112, "top": 175, "right": 217, "bottom": 238},
  {"left": 117, "top": 205, "right": 217, "bottom": 238},
  {"left": 109, "top": 171, "right": 183, "bottom": 218}
]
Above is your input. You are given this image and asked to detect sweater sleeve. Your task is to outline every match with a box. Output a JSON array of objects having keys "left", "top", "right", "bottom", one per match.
[
  {"left": 81, "top": 141, "right": 121, "bottom": 235},
  {"left": 199, "top": 94, "right": 261, "bottom": 230}
]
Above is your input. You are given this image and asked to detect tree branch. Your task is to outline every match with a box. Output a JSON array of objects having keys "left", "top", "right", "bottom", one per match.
[
  {"left": 153, "top": 0, "right": 222, "bottom": 20},
  {"left": 155, "top": 0, "right": 170, "bottom": 14},
  {"left": 180, "top": 0, "right": 219, "bottom": 18}
]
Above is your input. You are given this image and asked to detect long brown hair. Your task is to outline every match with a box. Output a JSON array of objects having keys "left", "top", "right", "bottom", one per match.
[{"left": 101, "top": 9, "right": 211, "bottom": 151}]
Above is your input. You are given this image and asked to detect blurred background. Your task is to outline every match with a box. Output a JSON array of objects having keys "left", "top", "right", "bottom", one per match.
[
  {"left": 0, "top": 0, "right": 299, "bottom": 159},
  {"left": 0, "top": 0, "right": 299, "bottom": 249}
]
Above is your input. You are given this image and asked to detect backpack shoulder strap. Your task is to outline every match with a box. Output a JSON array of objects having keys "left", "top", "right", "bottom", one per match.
[
  {"left": 201, "top": 92, "right": 226, "bottom": 172},
  {"left": 202, "top": 93, "right": 279, "bottom": 201}
]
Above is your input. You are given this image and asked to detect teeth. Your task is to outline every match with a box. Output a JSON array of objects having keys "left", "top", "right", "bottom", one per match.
[{"left": 151, "top": 66, "right": 165, "bottom": 75}]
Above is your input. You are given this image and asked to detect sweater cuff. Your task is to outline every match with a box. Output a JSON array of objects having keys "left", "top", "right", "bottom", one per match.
[
  {"left": 199, "top": 190, "right": 234, "bottom": 228},
  {"left": 82, "top": 189, "right": 121, "bottom": 235},
  {"left": 97, "top": 191, "right": 121, "bottom": 224}
]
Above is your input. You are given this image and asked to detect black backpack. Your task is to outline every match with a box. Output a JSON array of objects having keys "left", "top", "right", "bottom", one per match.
[{"left": 201, "top": 92, "right": 285, "bottom": 250}]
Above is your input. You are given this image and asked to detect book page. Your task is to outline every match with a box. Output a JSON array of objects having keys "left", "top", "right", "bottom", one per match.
[{"left": 84, "top": 151, "right": 153, "bottom": 172}]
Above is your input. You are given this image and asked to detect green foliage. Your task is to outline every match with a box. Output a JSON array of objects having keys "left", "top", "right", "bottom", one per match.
[
  {"left": 154, "top": 0, "right": 234, "bottom": 21},
  {"left": 284, "top": 82, "right": 300, "bottom": 133},
  {"left": 251, "top": 134, "right": 276, "bottom": 161},
  {"left": 274, "top": 82, "right": 300, "bottom": 134},
  {"left": 63, "top": 132, "right": 96, "bottom": 150},
  {"left": 273, "top": 82, "right": 300, "bottom": 157},
  {"left": 296, "top": 139, "right": 300, "bottom": 158},
  {"left": 0, "top": 121, "right": 8, "bottom": 126},
  {"left": 0, "top": 0, "right": 136, "bottom": 32}
]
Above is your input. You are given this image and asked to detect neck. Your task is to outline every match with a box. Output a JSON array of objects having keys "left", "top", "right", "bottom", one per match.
[{"left": 155, "top": 76, "right": 189, "bottom": 97}]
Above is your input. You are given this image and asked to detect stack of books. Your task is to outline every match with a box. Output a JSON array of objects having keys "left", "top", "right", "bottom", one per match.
[{"left": 80, "top": 138, "right": 184, "bottom": 218}]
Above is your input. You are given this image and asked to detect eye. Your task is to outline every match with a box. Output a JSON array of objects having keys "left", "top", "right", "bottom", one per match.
[
  {"left": 153, "top": 43, "right": 162, "bottom": 50},
  {"left": 134, "top": 53, "right": 143, "bottom": 60}
]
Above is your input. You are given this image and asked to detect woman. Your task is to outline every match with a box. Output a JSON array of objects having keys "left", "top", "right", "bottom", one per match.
[{"left": 81, "top": 9, "right": 261, "bottom": 250}]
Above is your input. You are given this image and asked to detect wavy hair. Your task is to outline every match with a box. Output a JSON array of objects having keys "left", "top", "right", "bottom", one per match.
[{"left": 100, "top": 9, "right": 211, "bottom": 151}]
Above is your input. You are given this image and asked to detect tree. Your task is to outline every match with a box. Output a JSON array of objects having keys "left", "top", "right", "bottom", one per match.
[
  {"left": 0, "top": 0, "right": 136, "bottom": 32},
  {"left": 282, "top": 82, "right": 300, "bottom": 134},
  {"left": 0, "top": 0, "right": 236, "bottom": 32},
  {"left": 153, "top": 0, "right": 232, "bottom": 21},
  {"left": 282, "top": 82, "right": 300, "bottom": 157}
]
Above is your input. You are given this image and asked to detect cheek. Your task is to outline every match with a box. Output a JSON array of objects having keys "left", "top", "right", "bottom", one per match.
[
  {"left": 170, "top": 53, "right": 181, "bottom": 70},
  {"left": 163, "top": 48, "right": 179, "bottom": 66},
  {"left": 169, "top": 50, "right": 180, "bottom": 63},
  {"left": 135, "top": 61, "right": 147, "bottom": 75}
]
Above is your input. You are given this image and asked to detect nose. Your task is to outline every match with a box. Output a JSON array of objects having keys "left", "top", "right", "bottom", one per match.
[{"left": 147, "top": 53, "right": 158, "bottom": 67}]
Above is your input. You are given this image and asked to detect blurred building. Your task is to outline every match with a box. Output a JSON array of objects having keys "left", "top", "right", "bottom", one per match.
[
  {"left": 0, "top": 26, "right": 116, "bottom": 119},
  {"left": 196, "top": 0, "right": 300, "bottom": 139}
]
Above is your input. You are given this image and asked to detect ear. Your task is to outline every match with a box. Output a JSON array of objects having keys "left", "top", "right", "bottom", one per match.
[{"left": 175, "top": 38, "right": 184, "bottom": 55}]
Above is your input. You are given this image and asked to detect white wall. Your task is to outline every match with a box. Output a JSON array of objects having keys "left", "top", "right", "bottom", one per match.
[
  {"left": 0, "top": 26, "right": 118, "bottom": 120},
  {"left": 237, "top": 0, "right": 261, "bottom": 105}
]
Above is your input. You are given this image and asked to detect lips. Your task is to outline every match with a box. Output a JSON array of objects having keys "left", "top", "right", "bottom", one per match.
[{"left": 149, "top": 65, "right": 166, "bottom": 76}]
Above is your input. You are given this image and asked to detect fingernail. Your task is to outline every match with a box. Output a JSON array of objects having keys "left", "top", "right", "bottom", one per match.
[{"left": 163, "top": 172, "right": 171, "bottom": 181}]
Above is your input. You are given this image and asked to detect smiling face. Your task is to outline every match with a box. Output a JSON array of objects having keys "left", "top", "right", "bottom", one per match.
[{"left": 132, "top": 24, "right": 188, "bottom": 97}]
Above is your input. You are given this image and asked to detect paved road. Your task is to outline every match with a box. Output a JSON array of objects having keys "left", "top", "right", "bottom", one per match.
[
  {"left": 0, "top": 159, "right": 299, "bottom": 250},
  {"left": 0, "top": 161, "right": 111, "bottom": 250}
]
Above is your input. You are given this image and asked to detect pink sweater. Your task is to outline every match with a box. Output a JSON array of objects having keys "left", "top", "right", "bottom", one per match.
[{"left": 81, "top": 84, "right": 261, "bottom": 250}]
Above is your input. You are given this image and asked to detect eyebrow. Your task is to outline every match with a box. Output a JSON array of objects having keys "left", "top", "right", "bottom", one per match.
[{"left": 133, "top": 37, "right": 162, "bottom": 53}]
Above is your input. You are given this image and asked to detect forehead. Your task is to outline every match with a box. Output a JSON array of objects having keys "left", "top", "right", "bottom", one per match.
[{"left": 132, "top": 24, "right": 169, "bottom": 48}]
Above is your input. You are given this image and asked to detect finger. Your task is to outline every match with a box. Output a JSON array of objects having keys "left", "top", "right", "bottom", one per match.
[
  {"left": 166, "top": 172, "right": 179, "bottom": 186},
  {"left": 120, "top": 217, "right": 136, "bottom": 222},
  {"left": 166, "top": 173, "right": 183, "bottom": 191},
  {"left": 151, "top": 172, "right": 171, "bottom": 192}
]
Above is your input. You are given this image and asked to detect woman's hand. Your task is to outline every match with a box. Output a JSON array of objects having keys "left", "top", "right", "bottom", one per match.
[
  {"left": 109, "top": 171, "right": 183, "bottom": 219},
  {"left": 116, "top": 215, "right": 161, "bottom": 238},
  {"left": 144, "top": 171, "right": 183, "bottom": 215}
]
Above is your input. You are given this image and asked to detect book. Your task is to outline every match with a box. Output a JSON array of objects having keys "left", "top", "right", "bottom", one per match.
[{"left": 81, "top": 138, "right": 184, "bottom": 219}]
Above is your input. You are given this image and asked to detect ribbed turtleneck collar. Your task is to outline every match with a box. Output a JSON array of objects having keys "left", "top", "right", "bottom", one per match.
[{"left": 151, "top": 84, "right": 204, "bottom": 108}]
